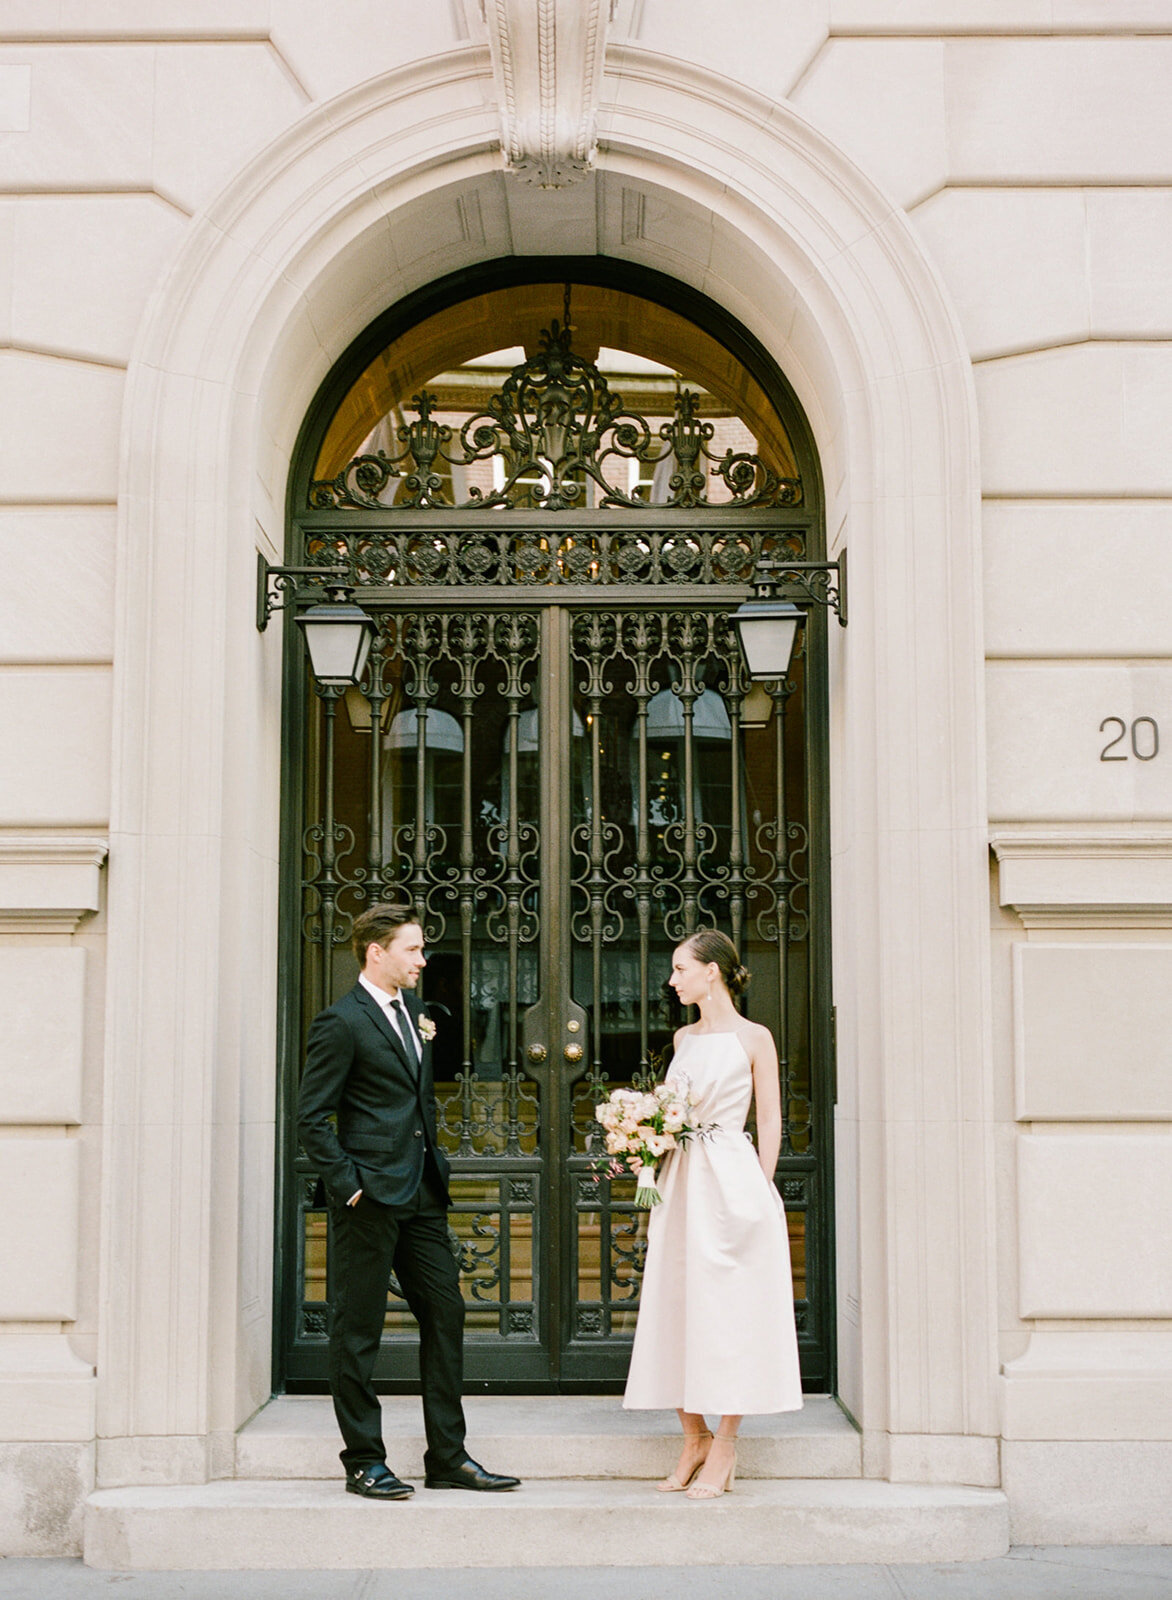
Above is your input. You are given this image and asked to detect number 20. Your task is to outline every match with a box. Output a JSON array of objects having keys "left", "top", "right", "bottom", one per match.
[{"left": 1099, "top": 716, "right": 1160, "bottom": 761}]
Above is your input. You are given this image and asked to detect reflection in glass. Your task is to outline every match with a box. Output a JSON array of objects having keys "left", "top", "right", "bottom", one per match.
[{"left": 295, "top": 600, "right": 816, "bottom": 1377}]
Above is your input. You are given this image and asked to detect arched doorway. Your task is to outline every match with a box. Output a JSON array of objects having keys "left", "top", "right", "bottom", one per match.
[
  {"left": 101, "top": 48, "right": 995, "bottom": 1477},
  {"left": 276, "top": 259, "right": 836, "bottom": 1393}
]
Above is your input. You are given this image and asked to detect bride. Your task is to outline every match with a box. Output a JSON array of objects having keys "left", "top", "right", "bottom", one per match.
[{"left": 622, "top": 928, "right": 803, "bottom": 1499}]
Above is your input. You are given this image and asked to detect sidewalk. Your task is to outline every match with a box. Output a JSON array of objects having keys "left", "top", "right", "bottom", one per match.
[{"left": 1, "top": 1549, "right": 1170, "bottom": 1599}]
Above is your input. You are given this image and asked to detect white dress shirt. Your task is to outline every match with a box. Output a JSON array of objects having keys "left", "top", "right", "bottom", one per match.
[
  {"left": 358, "top": 972, "right": 420, "bottom": 1059},
  {"left": 346, "top": 974, "right": 420, "bottom": 1204}
]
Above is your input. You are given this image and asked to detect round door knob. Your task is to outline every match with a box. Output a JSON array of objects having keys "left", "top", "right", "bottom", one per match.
[
  {"left": 564, "top": 1043, "right": 584, "bottom": 1063},
  {"left": 527, "top": 1043, "right": 548, "bottom": 1064}
]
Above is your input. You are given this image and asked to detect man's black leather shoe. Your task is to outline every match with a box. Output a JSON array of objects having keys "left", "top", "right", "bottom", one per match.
[
  {"left": 424, "top": 1458, "right": 520, "bottom": 1491},
  {"left": 346, "top": 1463, "right": 414, "bottom": 1500}
]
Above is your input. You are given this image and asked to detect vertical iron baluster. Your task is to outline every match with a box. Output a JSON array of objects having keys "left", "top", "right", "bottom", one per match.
[
  {"left": 676, "top": 616, "right": 700, "bottom": 937},
  {"left": 725, "top": 651, "right": 747, "bottom": 961},
  {"left": 454, "top": 615, "right": 483, "bottom": 1155},
  {"left": 499, "top": 1175, "right": 511, "bottom": 1337},
  {"left": 407, "top": 619, "right": 438, "bottom": 929},
  {"left": 499, "top": 617, "right": 529, "bottom": 1155},
  {"left": 626, "top": 615, "right": 657, "bottom": 1073},
  {"left": 771, "top": 678, "right": 796, "bottom": 1156},
  {"left": 600, "top": 1187, "right": 612, "bottom": 1337},
  {"left": 316, "top": 684, "right": 343, "bottom": 1012},
  {"left": 381, "top": 616, "right": 407, "bottom": 900},
  {"left": 590, "top": 698, "right": 604, "bottom": 1075},
  {"left": 455, "top": 620, "right": 480, "bottom": 1052},
  {"left": 365, "top": 634, "right": 387, "bottom": 896},
  {"left": 581, "top": 617, "right": 609, "bottom": 1078}
]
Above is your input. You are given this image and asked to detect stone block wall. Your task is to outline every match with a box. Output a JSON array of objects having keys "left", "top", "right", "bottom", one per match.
[{"left": 0, "top": 0, "right": 1169, "bottom": 1553}]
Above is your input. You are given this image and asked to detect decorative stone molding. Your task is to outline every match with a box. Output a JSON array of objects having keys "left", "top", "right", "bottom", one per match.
[
  {"left": 104, "top": 42, "right": 993, "bottom": 1468},
  {"left": 991, "top": 824, "right": 1172, "bottom": 927},
  {"left": 482, "top": 0, "right": 613, "bottom": 185},
  {"left": 0, "top": 837, "right": 108, "bottom": 934}
]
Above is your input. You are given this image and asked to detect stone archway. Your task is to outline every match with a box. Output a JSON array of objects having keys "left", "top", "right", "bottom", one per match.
[{"left": 97, "top": 46, "right": 994, "bottom": 1490}]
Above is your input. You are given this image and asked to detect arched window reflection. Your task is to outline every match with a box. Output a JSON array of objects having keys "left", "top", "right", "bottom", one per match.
[
  {"left": 381, "top": 706, "right": 464, "bottom": 845},
  {"left": 504, "top": 706, "right": 587, "bottom": 821},
  {"left": 644, "top": 687, "right": 732, "bottom": 829}
]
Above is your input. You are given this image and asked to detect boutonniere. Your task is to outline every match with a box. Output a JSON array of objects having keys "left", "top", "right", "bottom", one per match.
[{"left": 418, "top": 1014, "right": 437, "bottom": 1043}]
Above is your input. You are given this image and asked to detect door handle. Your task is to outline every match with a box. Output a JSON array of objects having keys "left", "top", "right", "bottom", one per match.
[{"left": 564, "top": 1043, "right": 584, "bottom": 1063}]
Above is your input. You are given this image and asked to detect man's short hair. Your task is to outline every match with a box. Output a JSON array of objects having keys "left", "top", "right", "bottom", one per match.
[{"left": 352, "top": 903, "right": 418, "bottom": 967}]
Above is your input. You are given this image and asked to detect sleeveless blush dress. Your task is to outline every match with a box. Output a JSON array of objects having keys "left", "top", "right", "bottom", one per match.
[{"left": 622, "top": 1029, "right": 804, "bottom": 1415}]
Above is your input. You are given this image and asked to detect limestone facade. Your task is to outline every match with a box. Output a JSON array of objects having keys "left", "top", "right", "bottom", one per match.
[{"left": 0, "top": 0, "right": 1169, "bottom": 1557}]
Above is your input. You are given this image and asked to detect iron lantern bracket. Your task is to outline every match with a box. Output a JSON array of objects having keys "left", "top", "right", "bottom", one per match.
[
  {"left": 747, "top": 551, "right": 848, "bottom": 625},
  {"left": 256, "top": 553, "right": 355, "bottom": 631}
]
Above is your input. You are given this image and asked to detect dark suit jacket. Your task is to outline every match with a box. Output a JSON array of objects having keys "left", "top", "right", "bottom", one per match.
[{"left": 298, "top": 983, "right": 450, "bottom": 1209}]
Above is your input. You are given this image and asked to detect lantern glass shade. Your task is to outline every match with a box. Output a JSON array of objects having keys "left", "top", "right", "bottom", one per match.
[
  {"left": 296, "top": 602, "right": 375, "bottom": 686},
  {"left": 730, "top": 598, "right": 805, "bottom": 680}
]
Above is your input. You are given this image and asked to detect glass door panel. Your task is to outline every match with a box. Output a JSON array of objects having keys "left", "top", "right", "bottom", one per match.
[
  {"left": 284, "top": 596, "right": 828, "bottom": 1390},
  {"left": 559, "top": 607, "right": 820, "bottom": 1382}
]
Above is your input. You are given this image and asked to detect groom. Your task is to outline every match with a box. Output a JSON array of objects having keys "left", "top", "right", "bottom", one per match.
[{"left": 298, "top": 902, "right": 520, "bottom": 1500}]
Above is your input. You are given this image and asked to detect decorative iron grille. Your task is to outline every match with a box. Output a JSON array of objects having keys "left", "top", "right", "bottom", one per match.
[
  {"left": 282, "top": 290, "right": 831, "bottom": 1391},
  {"left": 301, "top": 526, "right": 808, "bottom": 590},
  {"left": 309, "top": 316, "right": 801, "bottom": 515}
]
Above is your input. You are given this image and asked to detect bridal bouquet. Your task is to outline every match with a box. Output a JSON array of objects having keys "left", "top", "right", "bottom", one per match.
[{"left": 594, "top": 1079, "right": 708, "bottom": 1208}]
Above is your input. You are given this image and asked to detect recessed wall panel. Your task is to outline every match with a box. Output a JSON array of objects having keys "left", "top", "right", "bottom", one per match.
[
  {"left": 1018, "top": 1134, "right": 1172, "bottom": 1318},
  {"left": 1014, "top": 943, "right": 1172, "bottom": 1122},
  {"left": 0, "top": 947, "right": 85, "bottom": 1123},
  {"left": 0, "top": 1139, "right": 79, "bottom": 1320}
]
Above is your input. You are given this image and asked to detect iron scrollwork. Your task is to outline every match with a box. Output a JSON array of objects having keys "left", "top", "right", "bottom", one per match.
[
  {"left": 292, "top": 292, "right": 827, "bottom": 1373},
  {"left": 568, "top": 604, "right": 785, "bottom": 956},
  {"left": 309, "top": 318, "right": 801, "bottom": 514},
  {"left": 564, "top": 603, "right": 815, "bottom": 1170},
  {"left": 303, "top": 527, "right": 805, "bottom": 591}
]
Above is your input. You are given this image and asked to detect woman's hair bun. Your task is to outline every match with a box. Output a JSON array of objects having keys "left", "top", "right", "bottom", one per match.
[{"left": 683, "top": 928, "right": 751, "bottom": 997}]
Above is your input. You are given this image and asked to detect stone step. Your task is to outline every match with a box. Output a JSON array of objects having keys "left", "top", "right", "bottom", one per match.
[
  {"left": 235, "top": 1394, "right": 862, "bottom": 1481},
  {"left": 84, "top": 1477, "right": 1009, "bottom": 1571}
]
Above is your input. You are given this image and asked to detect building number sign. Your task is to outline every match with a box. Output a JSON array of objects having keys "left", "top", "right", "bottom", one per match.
[{"left": 1099, "top": 717, "right": 1160, "bottom": 762}]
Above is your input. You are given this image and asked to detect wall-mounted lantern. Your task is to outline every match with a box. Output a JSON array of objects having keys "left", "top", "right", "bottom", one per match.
[
  {"left": 730, "top": 550, "right": 848, "bottom": 680},
  {"left": 256, "top": 553, "right": 375, "bottom": 688}
]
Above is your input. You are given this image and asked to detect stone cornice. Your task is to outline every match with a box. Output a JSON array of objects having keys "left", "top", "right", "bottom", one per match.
[
  {"left": 991, "top": 825, "right": 1172, "bottom": 927},
  {"left": 482, "top": 0, "right": 613, "bottom": 186},
  {"left": 991, "top": 823, "right": 1172, "bottom": 854},
  {"left": 0, "top": 835, "right": 109, "bottom": 934}
]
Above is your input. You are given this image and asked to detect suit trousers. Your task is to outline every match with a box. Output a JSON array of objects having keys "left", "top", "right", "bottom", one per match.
[{"left": 327, "top": 1167, "right": 466, "bottom": 1476}]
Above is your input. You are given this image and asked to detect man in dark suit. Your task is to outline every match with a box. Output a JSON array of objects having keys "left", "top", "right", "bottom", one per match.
[{"left": 298, "top": 902, "right": 520, "bottom": 1500}]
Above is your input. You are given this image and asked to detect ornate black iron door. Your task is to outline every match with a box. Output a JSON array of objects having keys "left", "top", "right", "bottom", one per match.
[
  {"left": 559, "top": 602, "right": 827, "bottom": 1384},
  {"left": 281, "top": 585, "right": 831, "bottom": 1392},
  {"left": 278, "top": 284, "right": 834, "bottom": 1393}
]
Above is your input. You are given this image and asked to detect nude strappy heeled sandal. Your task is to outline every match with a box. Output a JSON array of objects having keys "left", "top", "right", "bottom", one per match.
[
  {"left": 655, "top": 1429, "right": 713, "bottom": 1492},
  {"left": 686, "top": 1434, "right": 737, "bottom": 1499}
]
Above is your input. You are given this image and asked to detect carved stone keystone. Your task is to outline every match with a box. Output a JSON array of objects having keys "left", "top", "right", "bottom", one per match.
[{"left": 481, "top": 0, "right": 614, "bottom": 187}]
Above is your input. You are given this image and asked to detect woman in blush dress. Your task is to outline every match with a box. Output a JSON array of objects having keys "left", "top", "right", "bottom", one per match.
[{"left": 622, "top": 929, "right": 802, "bottom": 1499}]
